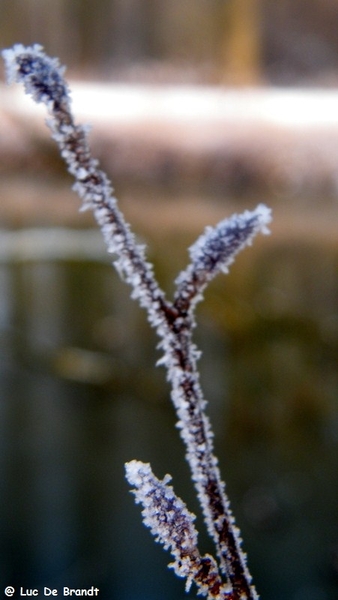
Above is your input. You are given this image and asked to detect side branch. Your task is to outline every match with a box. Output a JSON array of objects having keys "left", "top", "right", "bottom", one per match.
[
  {"left": 174, "top": 205, "right": 271, "bottom": 315},
  {"left": 125, "top": 460, "right": 232, "bottom": 599}
]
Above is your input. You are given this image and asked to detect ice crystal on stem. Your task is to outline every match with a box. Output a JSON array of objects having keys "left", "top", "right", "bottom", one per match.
[
  {"left": 175, "top": 204, "right": 271, "bottom": 314},
  {"left": 2, "top": 44, "right": 272, "bottom": 599},
  {"left": 125, "top": 460, "right": 231, "bottom": 599}
]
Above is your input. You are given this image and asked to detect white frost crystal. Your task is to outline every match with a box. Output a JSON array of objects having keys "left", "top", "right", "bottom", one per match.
[
  {"left": 189, "top": 204, "right": 271, "bottom": 273},
  {"left": 2, "top": 43, "right": 70, "bottom": 107},
  {"left": 125, "top": 460, "right": 199, "bottom": 553},
  {"left": 175, "top": 204, "right": 272, "bottom": 311},
  {"left": 125, "top": 461, "right": 230, "bottom": 598}
]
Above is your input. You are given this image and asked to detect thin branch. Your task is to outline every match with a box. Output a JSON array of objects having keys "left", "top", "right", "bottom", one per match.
[
  {"left": 174, "top": 204, "right": 271, "bottom": 314},
  {"left": 125, "top": 460, "right": 232, "bottom": 599},
  {"left": 2, "top": 44, "right": 272, "bottom": 599}
]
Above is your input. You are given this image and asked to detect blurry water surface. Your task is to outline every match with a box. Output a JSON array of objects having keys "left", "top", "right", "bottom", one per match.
[{"left": 0, "top": 215, "right": 337, "bottom": 600}]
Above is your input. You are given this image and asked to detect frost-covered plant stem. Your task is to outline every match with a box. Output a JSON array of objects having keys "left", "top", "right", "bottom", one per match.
[
  {"left": 2, "top": 44, "right": 272, "bottom": 600},
  {"left": 125, "top": 460, "right": 231, "bottom": 598}
]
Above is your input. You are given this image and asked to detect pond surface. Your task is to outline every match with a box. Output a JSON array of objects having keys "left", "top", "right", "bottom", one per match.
[{"left": 0, "top": 219, "right": 338, "bottom": 600}]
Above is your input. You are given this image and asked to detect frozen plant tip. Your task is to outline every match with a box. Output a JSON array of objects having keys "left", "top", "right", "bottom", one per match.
[
  {"left": 2, "top": 44, "right": 272, "bottom": 599},
  {"left": 125, "top": 460, "right": 231, "bottom": 599},
  {"left": 188, "top": 205, "right": 270, "bottom": 279},
  {"left": 175, "top": 204, "right": 271, "bottom": 313}
]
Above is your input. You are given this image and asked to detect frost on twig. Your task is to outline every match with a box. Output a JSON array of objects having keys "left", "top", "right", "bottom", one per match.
[
  {"left": 175, "top": 204, "right": 271, "bottom": 313},
  {"left": 2, "top": 43, "right": 166, "bottom": 327},
  {"left": 2, "top": 44, "right": 272, "bottom": 599},
  {"left": 125, "top": 460, "right": 231, "bottom": 599}
]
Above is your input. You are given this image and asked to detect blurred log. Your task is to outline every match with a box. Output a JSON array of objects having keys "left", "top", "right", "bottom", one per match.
[{"left": 2, "top": 83, "right": 338, "bottom": 206}]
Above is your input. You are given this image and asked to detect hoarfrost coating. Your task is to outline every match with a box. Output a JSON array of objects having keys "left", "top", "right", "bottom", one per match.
[
  {"left": 189, "top": 204, "right": 271, "bottom": 277},
  {"left": 2, "top": 44, "right": 271, "bottom": 599},
  {"left": 125, "top": 461, "right": 231, "bottom": 598}
]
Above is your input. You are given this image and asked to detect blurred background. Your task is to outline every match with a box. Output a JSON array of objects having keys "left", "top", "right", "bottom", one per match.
[{"left": 0, "top": 1, "right": 338, "bottom": 599}]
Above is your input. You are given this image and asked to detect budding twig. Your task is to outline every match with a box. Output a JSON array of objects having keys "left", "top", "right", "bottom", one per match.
[
  {"left": 2, "top": 44, "right": 272, "bottom": 599},
  {"left": 125, "top": 460, "right": 232, "bottom": 599}
]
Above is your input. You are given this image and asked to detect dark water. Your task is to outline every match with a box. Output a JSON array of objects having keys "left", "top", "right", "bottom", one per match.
[{"left": 0, "top": 227, "right": 338, "bottom": 600}]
